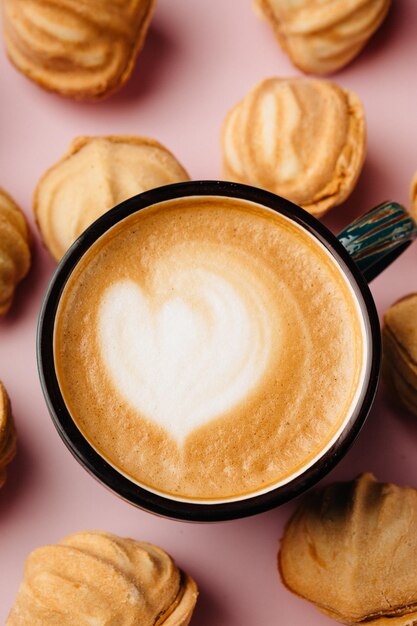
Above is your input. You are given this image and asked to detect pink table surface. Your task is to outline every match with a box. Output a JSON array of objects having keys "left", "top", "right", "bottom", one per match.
[{"left": 1, "top": 1, "right": 417, "bottom": 623}]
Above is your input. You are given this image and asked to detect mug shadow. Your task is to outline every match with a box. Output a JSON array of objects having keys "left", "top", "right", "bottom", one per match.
[
  {"left": 327, "top": 381, "right": 417, "bottom": 487},
  {"left": 379, "top": 379, "right": 417, "bottom": 437}
]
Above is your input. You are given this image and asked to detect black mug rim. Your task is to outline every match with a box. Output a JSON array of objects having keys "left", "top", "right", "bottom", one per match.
[{"left": 37, "top": 180, "right": 381, "bottom": 522}]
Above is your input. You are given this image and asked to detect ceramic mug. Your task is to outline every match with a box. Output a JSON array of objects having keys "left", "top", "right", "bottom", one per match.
[{"left": 37, "top": 181, "right": 417, "bottom": 521}]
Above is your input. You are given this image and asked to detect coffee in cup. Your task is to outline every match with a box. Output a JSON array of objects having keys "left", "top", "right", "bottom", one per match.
[{"left": 53, "top": 195, "right": 366, "bottom": 502}]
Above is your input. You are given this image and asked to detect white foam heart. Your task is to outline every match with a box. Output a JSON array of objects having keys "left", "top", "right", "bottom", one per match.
[{"left": 98, "top": 267, "right": 272, "bottom": 443}]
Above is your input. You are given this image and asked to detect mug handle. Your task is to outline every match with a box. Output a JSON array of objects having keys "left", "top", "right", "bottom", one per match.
[{"left": 337, "top": 201, "right": 417, "bottom": 283}]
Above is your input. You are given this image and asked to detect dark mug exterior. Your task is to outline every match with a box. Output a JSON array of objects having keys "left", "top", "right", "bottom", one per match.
[{"left": 38, "top": 181, "right": 386, "bottom": 522}]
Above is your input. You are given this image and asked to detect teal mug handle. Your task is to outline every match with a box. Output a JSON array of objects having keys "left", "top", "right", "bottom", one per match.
[{"left": 337, "top": 201, "right": 417, "bottom": 282}]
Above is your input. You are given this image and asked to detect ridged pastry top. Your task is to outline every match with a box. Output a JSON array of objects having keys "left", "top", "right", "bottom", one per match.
[
  {"left": 0, "top": 188, "right": 31, "bottom": 316},
  {"left": 54, "top": 197, "right": 365, "bottom": 500},
  {"left": 3, "top": 0, "right": 156, "bottom": 99},
  {"left": 34, "top": 135, "right": 190, "bottom": 260},
  {"left": 279, "top": 473, "right": 417, "bottom": 625},
  {"left": 254, "top": 0, "right": 391, "bottom": 74},
  {"left": 221, "top": 77, "right": 366, "bottom": 217},
  {"left": 7, "top": 530, "right": 198, "bottom": 626}
]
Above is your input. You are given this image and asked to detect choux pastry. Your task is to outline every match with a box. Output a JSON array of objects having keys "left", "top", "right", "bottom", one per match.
[
  {"left": 383, "top": 294, "right": 417, "bottom": 416},
  {"left": 0, "top": 188, "right": 31, "bottom": 316},
  {"left": 279, "top": 473, "right": 417, "bottom": 625},
  {"left": 254, "top": 0, "right": 391, "bottom": 75},
  {"left": 221, "top": 77, "right": 366, "bottom": 217},
  {"left": 7, "top": 530, "right": 198, "bottom": 625},
  {"left": 0, "top": 381, "right": 17, "bottom": 488},
  {"left": 34, "top": 135, "right": 190, "bottom": 260},
  {"left": 3, "top": 0, "right": 156, "bottom": 100}
]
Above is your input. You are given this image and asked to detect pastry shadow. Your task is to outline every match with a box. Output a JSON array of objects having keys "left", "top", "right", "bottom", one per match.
[
  {"left": 321, "top": 156, "right": 396, "bottom": 236},
  {"left": 350, "top": 0, "right": 403, "bottom": 70},
  {"left": 0, "top": 228, "right": 55, "bottom": 326},
  {"left": 106, "top": 22, "right": 178, "bottom": 105},
  {"left": 190, "top": 578, "right": 232, "bottom": 626},
  {"left": 320, "top": 0, "right": 402, "bottom": 78},
  {"left": 0, "top": 435, "right": 36, "bottom": 520},
  {"left": 0, "top": 232, "right": 36, "bottom": 326}
]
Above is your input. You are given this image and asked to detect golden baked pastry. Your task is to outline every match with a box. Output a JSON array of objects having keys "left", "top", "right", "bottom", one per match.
[
  {"left": 34, "top": 135, "right": 190, "bottom": 260},
  {"left": 383, "top": 294, "right": 417, "bottom": 416},
  {"left": 254, "top": 0, "right": 391, "bottom": 75},
  {"left": 0, "top": 188, "right": 31, "bottom": 316},
  {"left": 7, "top": 530, "right": 198, "bottom": 625},
  {"left": 0, "top": 381, "right": 17, "bottom": 488},
  {"left": 3, "top": 0, "right": 156, "bottom": 100},
  {"left": 221, "top": 77, "right": 366, "bottom": 217},
  {"left": 279, "top": 473, "right": 417, "bottom": 625}
]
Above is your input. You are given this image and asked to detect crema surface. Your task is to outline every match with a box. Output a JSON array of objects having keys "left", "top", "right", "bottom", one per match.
[{"left": 54, "top": 198, "right": 364, "bottom": 500}]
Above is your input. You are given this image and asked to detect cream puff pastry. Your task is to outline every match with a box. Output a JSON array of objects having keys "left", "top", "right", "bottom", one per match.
[
  {"left": 254, "top": 0, "right": 391, "bottom": 75},
  {"left": 7, "top": 530, "right": 198, "bottom": 625},
  {"left": 3, "top": 0, "right": 156, "bottom": 99},
  {"left": 221, "top": 77, "right": 366, "bottom": 217},
  {"left": 279, "top": 473, "right": 417, "bottom": 625},
  {"left": 34, "top": 135, "right": 190, "bottom": 260}
]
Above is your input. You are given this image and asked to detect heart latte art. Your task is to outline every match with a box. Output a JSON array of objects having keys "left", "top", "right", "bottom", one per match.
[
  {"left": 54, "top": 198, "right": 365, "bottom": 500},
  {"left": 98, "top": 251, "right": 273, "bottom": 443}
]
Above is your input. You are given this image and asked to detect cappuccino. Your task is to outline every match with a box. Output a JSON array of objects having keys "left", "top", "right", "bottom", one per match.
[{"left": 54, "top": 197, "right": 365, "bottom": 501}]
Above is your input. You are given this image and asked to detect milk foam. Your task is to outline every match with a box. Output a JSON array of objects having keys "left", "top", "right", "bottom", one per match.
[
  {"left": 54, "top": 198, "right": 365, "bottom": 500},
  {"left": 98, "top": 253, "right": 273, "bottom": 443}
]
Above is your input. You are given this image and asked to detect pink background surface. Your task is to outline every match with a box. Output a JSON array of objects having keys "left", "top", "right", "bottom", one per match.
[{"left": 1, "top": 1, "right": 417, "bottom": 623}]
